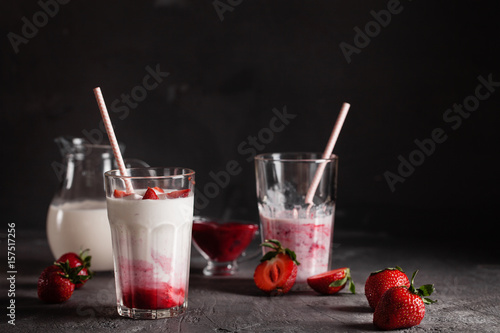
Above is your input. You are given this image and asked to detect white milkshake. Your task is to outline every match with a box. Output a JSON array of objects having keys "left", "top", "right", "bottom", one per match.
[
  {"left": 106, "top": 189, "right": 194, "bottom": 313},
  {"left": 46, "top": 200, "right": 113, "bottom": 271}
]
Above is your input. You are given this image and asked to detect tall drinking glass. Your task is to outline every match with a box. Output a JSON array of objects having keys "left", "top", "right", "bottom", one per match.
[
  {"left": 104, "top": 167, "right": 195, "bottom": 319},
  {"left": 255, "top": 153, "right": 338, "bottom": 289}
]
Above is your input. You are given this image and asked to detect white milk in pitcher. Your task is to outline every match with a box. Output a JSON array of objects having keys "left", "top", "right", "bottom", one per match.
[{"left": 46, "top": 200, "right": 113, "bottom": 271}]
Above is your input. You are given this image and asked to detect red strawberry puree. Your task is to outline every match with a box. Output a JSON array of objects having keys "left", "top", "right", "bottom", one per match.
[
  {"left": 122, "top": 283, "right": 184, "bottom": 310},
  {"left": 117, "top": 254, "right": 185, "bottom": 310},
  {"left": 192, "top": 221, "right": 258, "bottom": 262},
  {"left": 260, "top": 213, "right": 333, "bottom": 285}
]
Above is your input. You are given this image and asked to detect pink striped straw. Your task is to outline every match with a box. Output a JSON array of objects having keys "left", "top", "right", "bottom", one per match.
[
  {"left": 305, "top": 102, "right": 350, "bottom": 206},
  {"left": 93, "top": 87, "right": 134, "bottom": 193}
]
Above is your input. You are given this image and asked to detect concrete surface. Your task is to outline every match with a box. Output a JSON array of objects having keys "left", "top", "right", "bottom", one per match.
[{"left": 1, "top": 230, "right": 499, "bottom": 332}]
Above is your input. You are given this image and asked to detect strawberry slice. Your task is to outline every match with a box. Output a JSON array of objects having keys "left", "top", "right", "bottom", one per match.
[
  {"left": 166, "top": 189, "right": 191, "bottom": 199},
  {"left": 153, "top": 186, "right": 164, "bottom": 193},
  {"left": 253, "top": 239, "right": 300, "bottom": 296},
  {"left": 113, "top": 189, "right": 133, "bottom": 198},
  {"left": 142, "top": 187, "right": 159, "bottom": 200},
  {"left": 307, "top": 267, "right": 356, "bottom": 295}
]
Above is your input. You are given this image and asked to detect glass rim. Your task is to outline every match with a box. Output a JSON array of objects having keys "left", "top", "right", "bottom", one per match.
[
  {"left": 255, "top": 152, "right": 338, "bottom": 163},
  {"left": 104, "top": 167, "right": 195, "bottom": 180}
]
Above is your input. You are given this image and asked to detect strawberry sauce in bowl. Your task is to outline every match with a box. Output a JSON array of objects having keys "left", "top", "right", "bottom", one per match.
[{"left": 192, "top": 217, "right": 259, "bottom": 276}]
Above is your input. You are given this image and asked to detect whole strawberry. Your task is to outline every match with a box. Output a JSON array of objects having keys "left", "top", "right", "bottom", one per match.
[
  {"left": 365, "top": 266, "right": 410, "bottom": 309},
  {"left": 373, "top": 270, "right": 436, "bottom": 330},
  {"left": 307, "top": 267, "right": 356, "bottom": 295},
  {"left": 37, "top": 262, "right": 81, "bottom": 303},
  {"left": 253, "top": 239, "right": 300, "bottom": 296},
  {"left": 57, "top": 249, "right": 93, "bottom": 289}
]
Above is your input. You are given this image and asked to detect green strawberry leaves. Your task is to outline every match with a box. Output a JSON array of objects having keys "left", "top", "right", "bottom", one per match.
[
  {"left": 329, "top": 267, "right": 356, "bottom": 294},
  {"left": 79, "top": 248, "right": 92, "bottom": 269},
  {"left": 260, "top": 239, "right": 300, "bottom": 265},
  {"left": 260, "top": 250, "right": 278, "bottom": 262},
  {"left": 349, "top": 279, "right": 356, "bottom": 294},
  {"left": 409, "top": 270, "right": 437, "bottom": 304},
  {"left": 329, "top": 276, "right": 348, "bottom": 287},
  {"left": 370, "top": 265, "right": 404, "bottom": 276},
  {"left": 54, "top": 261, "right": 92, "bottom": 285}
]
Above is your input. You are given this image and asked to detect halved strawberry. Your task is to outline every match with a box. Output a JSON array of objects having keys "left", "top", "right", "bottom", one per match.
[
  {"left": 113, "top": 189, "right": 133, "bottom": 198},
  {"left": 142, "top": 187, "right": 159, "bottom": 200},
  {"left": 307, "top": 267, "right": 356, "bottom": 295},
  {"left": 166, "top": 189, "right": 191, "bottom": 199},
  {"left": 253, "top": 239, "right": 300, "bottom": 296}
]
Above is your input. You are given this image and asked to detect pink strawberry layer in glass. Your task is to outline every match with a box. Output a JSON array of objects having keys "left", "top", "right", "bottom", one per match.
[
  {"left": 118, "top": 256, "right": 184, "bottom": 310},
  {"left": 260, "top": 213, "right": 333, "bottom": 285},
  {"left": 192, "top": 220, "right": 258, "bottom": 262}
]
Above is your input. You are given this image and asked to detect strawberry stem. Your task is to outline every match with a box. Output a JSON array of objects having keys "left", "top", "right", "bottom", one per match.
[
  {"left": 260, "top": 239, "right": 300, "bottom": 265},
  {"left": 79, "top": 249, "right": 92, "bottom": 269},
  {"left": 409, "top": 270, "right": 437, "bottom": 304}
]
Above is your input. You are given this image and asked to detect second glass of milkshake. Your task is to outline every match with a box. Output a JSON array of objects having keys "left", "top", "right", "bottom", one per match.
[
  {"left": 105, "top": 167, "right": 195, "bottom": 319},
  {"left": 255, "top": 153, "right": 338, "bottom": 289}
]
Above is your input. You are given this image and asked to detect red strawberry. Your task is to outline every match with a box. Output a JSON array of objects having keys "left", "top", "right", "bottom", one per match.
[
  {"left": 373, "top": 270, "right": 436, "bottom": 330},
  {"left": 37, "top": 262, "right": 81, "bottom": 303},
  {"left": 153, "top": 186, "right": 164, "bottom": 193},
  {"left": 113, "top": 189, "right": 133, "bottom": 198},
  {"left": 307, "top": 267, "right": 356, "bottom": 295},
  {"left": 57, "top": 249, "right": 93, "bottom": 289},
  {"left": 253, "top": 239, "right": 300, "bottom": 296},
  {"left": 142, "top": 187, "right": 159, "bottom": 200},
  {"left": 365, "top": 266, "right": 410, "bottom": 309},
  {"left": 166, "top": 189, "right": 191, "bottom": 199}
]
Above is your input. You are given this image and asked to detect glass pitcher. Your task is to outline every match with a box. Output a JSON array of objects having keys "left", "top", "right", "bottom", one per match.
[{"left": 46, "top": 136, "right": 147, "bottom": 271}]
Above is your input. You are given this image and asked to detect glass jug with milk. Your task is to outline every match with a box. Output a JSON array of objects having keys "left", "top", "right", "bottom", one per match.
[{"left": 46, "top": 137, "right": 147, "bottom": 271}]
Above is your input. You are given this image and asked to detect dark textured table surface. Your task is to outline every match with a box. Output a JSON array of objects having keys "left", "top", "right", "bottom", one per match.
[{"left": 1, "top": 230, "right": 499, "bottom": 332}]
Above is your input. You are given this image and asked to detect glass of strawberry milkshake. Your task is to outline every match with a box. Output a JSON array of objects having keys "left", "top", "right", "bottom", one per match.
[
  {"left": 104, "top": 167, "right": 195, "bottom": 319},
  {"left": 255, "top": 153, "right": 338, "bottom": 290}
]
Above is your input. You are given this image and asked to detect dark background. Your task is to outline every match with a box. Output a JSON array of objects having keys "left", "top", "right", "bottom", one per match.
[{"left": 1, "top": 0, "right": 499, "bottom": 251}]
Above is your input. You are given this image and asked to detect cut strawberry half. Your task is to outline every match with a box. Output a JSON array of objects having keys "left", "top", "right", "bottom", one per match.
[
  {"left": 142, "top": 187, "right": 159, "bottom": 200},
  {"left": 113, "top": 189, "right": 133, "bottom": 198},
  {"left": 254, "top": 253, "right": 297, "bottom": 295},
  {"left": 253, "top": 239, "right": 300, "bottom": 296},
  {"left": 307, "top": 267, "right": 356, "bottom": 295},
  {"left": 166, "top": 189, "right": 191, "bottom": 199}
]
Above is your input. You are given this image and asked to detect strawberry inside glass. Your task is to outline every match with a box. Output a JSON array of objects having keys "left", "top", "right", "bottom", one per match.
[{"left": 192, "top": 219, "right": 259, "bottom": 276}]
